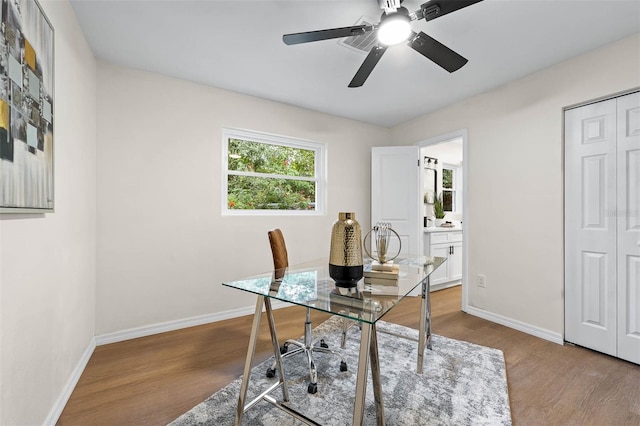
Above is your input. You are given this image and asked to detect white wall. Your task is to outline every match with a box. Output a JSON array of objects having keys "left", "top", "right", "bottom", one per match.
[
  {"left": 96, "top": 63, "right": 389, "bottom": 334},
  {"left": 0, "top": 1, "right": 97, "bottom": 424},
  {"left": 391, "top": 33, "right": 640, "bottom": 337},
  {"left": 0, "top": 4, "right": 632, "bottom": 422}
]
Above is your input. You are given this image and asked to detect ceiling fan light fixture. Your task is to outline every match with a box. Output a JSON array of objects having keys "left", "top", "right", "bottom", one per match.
[
  {"left": 377, "top": 10, "right": 411, "bottom": 45},
  {"left": 281, "top": 0, "right": 484, "bottom": 87}
]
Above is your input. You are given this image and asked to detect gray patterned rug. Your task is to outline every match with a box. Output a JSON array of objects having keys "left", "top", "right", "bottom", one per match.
[{"left": 170, "top": 316, "right": 511, "bottom": 425}]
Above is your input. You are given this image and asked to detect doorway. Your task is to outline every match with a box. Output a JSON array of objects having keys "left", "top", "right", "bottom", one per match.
[{"left": 417, "top": 129, "right": 469, "bottom": 311}]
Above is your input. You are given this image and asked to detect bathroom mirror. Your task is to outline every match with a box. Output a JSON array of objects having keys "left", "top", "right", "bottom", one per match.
[{"left": 423, "top": 157, "right": 437, "bottom": 204}]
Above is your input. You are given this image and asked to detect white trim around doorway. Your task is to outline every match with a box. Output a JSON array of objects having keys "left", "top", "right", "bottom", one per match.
[{"left": 416, "top": 129, "right": 469, "bottom": 312}]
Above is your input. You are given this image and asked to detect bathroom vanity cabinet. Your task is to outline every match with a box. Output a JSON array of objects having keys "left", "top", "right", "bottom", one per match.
[{"left": 423, "top": 229, "right": 463, "bottom": 289}]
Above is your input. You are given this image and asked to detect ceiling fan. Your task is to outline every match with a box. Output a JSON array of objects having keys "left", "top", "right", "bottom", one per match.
[{"left": 283, "top": 0, "right": 483, "bottom": 87}]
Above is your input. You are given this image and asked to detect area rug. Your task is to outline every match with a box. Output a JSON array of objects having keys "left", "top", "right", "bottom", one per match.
[{"left": 169, "top": 317, "right": 511, "bottom": 425}]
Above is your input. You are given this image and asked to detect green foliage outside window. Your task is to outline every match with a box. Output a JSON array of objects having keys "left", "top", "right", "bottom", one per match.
[
  {"left": 442, "top": 168, "right": 453, "bottom": 189},
  {"left": 442, "top": 191, "right": 453, "bottom": 212},
  {"left": 442, "top": 167, "right": 455, "bottom": 212},
  {"left": 227, "top": 139, "right": 317, "bottom": 210},
  {"left": 433, "top": 193, "right": 446, "bottom": 219}
]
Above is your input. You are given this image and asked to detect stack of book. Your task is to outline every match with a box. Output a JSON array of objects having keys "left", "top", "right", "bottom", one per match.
[{"left": 364, "top": 262, "right": 400, "bottom": 286}]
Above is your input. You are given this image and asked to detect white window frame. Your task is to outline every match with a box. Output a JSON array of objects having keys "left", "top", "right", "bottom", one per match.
[{"left": 222, "top": 128, "right": 326, "bottom": 216}]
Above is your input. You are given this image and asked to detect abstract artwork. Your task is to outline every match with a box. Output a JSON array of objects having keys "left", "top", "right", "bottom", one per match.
[{"left": 0, "top": 0, "right": 53, "bottom": 212}]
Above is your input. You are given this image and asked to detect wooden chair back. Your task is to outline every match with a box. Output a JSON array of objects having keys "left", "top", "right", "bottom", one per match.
[{"left": 268, "top": 229, "right": 289, "bottom": 280}]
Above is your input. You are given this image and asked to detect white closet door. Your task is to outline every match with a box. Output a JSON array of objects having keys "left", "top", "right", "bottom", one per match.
[
  {"left": 371, "top": 146, "right": 421, "bottom": 257},
  {"left": 616, "top": 92, "right": 640, "bottom": 364},
  {"left": 565, "top": 99, "right": 618, "bottom": 356}
]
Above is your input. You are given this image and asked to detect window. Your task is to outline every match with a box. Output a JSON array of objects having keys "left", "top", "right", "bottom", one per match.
[
  {"left": 442, "top": 166, "right": 456, "bottom": 212},
  {"left": 222, "top": 128, "right": 325, "bottom": 215}
]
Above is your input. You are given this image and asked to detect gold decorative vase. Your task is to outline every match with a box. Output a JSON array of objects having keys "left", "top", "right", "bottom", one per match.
[{"left": 329, "top": 212, "right": 363, "bottom": 288}]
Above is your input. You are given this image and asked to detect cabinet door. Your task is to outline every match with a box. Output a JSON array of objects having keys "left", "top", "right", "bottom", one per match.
[
  {"left": 449, "top": 241, "right": 463, "bottom": 282},
  {"left": 616, "top": 92, "right": 640, "bottom": 364},
  {"left": 429, "top": 244, "right": 451, "bottom": 286}
]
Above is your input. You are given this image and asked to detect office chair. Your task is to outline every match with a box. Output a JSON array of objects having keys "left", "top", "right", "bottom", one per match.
[{"left": 265, "top": 228, "right": 347, "bottom": 394}]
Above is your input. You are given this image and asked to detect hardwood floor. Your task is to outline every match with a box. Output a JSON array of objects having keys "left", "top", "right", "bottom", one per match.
[{"left": 58, "top": 286, "right": 640, "bottom": 425}]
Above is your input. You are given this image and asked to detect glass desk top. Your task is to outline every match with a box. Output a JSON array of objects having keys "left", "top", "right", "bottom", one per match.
[{"left": 223, "top": 256, "right": 446, "bottom": 324}]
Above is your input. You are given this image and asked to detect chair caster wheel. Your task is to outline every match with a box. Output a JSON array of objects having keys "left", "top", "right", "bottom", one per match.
[
  {"left": 266, "top": 368, "right": 276, "bottom": 378},
  {"left": 320, "top": 339, "right": 328, "bottom": 349},
  {"left": 340, "top": 361, "right": 347, "bottom": 372},
  {"left": 308, "top": 382, "right": 318, "bottom": 394},
  {"left": 280, "top": 342, "right": 289, "bottom": 354}
]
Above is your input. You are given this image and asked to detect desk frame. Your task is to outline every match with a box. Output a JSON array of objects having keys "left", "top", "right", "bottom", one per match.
[{"left": 234, "top": 275, "right": 433, "bottom": 426}]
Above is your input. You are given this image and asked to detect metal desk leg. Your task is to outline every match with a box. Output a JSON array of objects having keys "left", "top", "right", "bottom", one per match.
[
  {"left": 341, "top": 312, "right": 349, "bottom": 349},
  {"left": 417, "top": 276, "right": 432, "bottom": 374},
  {"left": 353, "top": 322, "right": 372, "bottom": 426},
  {"left": 426, "top": 276, "right": 432, "bottom": 350},
  {"left": 235, "top": 296, "right": 264, "bottom": 425},
  {"left": 235, "top": 296, "right": 290, "bottom": 425},
  {"left": 369, "top": 325, "right": 385, "bottom": 426},
  {"left": 264, "top": 297, "right": 289, "bottom": 402}
]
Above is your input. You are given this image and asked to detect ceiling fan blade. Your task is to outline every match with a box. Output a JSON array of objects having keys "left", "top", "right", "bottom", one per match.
[
  {"left": 408, "top": 31, "right": 467, "bottom": 73},
  {"left": 419, "top": 0, "right": 483, "bottom": 22},
  {"left": 348, "top": 45, "right": 388, "bottom": 88},
  {"left": 283, "top": 25, "right": 372, "bottom": 45}
]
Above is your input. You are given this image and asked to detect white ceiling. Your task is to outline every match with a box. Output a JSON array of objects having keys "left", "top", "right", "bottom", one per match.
[{"left": 69, "top": 0, "right": 640, "bottom": 127}]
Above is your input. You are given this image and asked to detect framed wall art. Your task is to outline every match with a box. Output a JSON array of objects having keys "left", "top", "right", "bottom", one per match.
[{"left": 0, "top": 0, "right": 54, "bottom": 213}]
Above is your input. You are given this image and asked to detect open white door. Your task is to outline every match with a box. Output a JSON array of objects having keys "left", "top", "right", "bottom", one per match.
[{"left": 371, "top": 146, "right": 421, "bottom": 257}]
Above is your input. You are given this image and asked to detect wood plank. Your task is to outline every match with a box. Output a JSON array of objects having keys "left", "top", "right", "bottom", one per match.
[{"left": 57, "top": 287, "right": 640, "bottom": 425}]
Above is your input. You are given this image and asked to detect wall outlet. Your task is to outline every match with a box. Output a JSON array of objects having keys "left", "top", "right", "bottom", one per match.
[{"left": 477, "top": 274, "right": 486, "bottom": 288}]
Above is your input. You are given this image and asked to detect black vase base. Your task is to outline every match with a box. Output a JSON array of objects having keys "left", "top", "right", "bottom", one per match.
[
  {"left": 329, "top": 264, "right": 363, "bottom": 289},
  {"left": 334, "top": 281, "right": 359, "bottom": 288}
]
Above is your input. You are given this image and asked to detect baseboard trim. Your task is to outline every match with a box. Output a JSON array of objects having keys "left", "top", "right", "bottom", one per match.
[
  {"left": 95, "top": 300, "right": 293, "bottom": 346},
  {"left": 47, "top": 300, "right": 561, "bottom": 424},
  {"left": 464, "top": 305, "right": 564, "bottom": 345},
  {"left": 47, "top": 300, "right": 293, "bottom": 424},
  {"left": 43, "top": 338, "right": 96, "bottom": 425},
  {"left": 430, "top": 281, "right": 461, "bottom": 292}
]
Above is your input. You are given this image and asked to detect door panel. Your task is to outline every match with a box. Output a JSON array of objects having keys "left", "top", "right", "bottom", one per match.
[
  {"left": 429, "top": 245, "right": 450, "bottom": 285},
  {"left": 449, "top": 242, "right": 463, "bottom": 282},
  {"left": 565, "top": 99, "right": 617, "bottom": 356},
  {"left": 371, "top": 146, "right": 421, "bottom": 257},
  {"left": 581, "top": 155, "right": 607, "bottom": 230},
  {"left": 616, "top": 92, "right": 640, "bottom": 364},
  {"left": 580, "top": 251, "right": 608, "bottom": 327}
]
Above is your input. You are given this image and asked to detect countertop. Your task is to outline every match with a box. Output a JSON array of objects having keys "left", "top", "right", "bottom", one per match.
[{"left": 423, "top": 226, "right": 463, "bottom": 233}]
